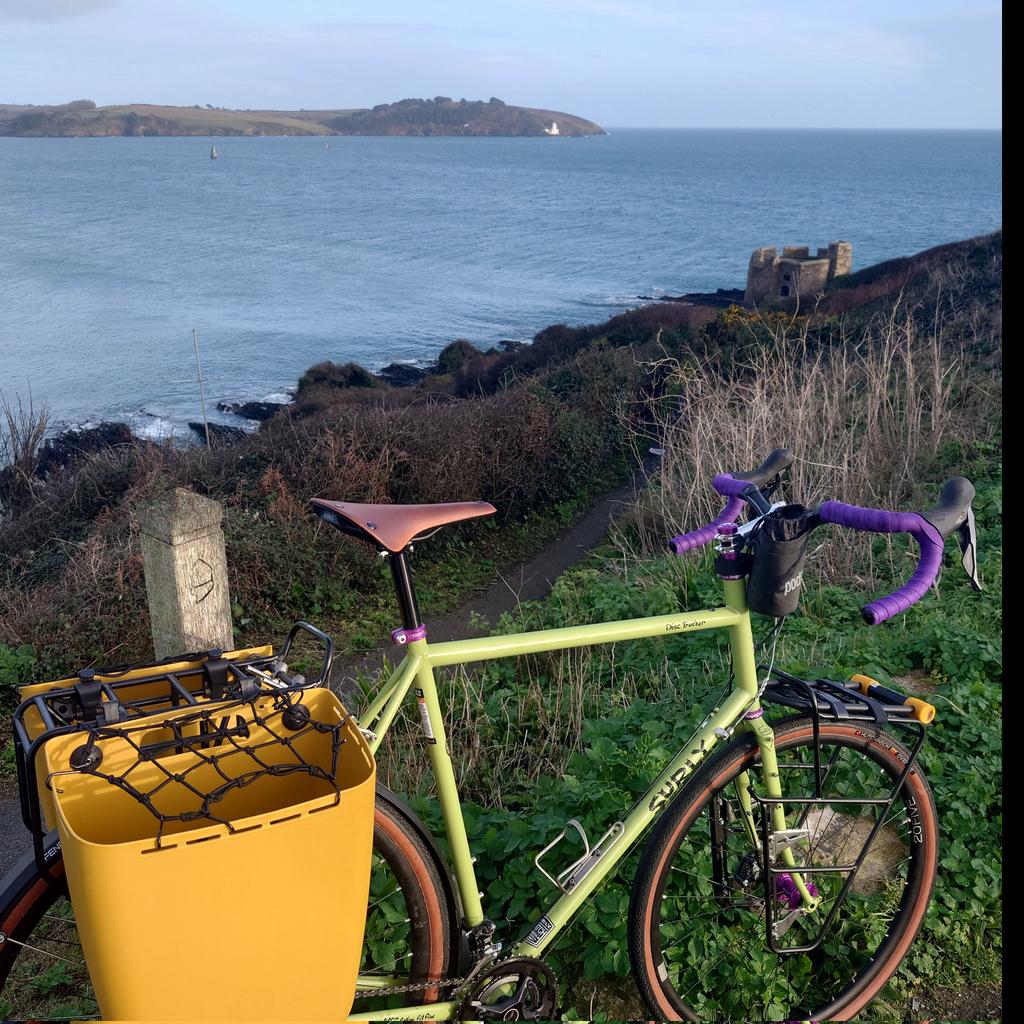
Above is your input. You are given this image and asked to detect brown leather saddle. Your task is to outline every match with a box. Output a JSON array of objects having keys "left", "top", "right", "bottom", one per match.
[{"left": 311, "top": 498, "right": 496, "bottom": 553}]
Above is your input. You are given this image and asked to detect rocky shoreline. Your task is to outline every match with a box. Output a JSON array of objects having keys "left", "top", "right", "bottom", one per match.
[
  {"left": 204, "top": 287, "right": 728, "bottom": 430},
  {"left": 31, "top": 285, "right": 728, "bottom": 469}
]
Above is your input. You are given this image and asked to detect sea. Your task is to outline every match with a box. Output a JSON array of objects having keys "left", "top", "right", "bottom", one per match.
[{"left": 0, "top": 129, "right": 1002, "bottom": 439}]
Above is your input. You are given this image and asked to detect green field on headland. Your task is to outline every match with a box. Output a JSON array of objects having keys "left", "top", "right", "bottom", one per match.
[
  {"left": 0, "top": 231, "right": 1003, "bottom": 1020},
  {"left": 0, "top": 97, "right": 605, "bottom": 137}
]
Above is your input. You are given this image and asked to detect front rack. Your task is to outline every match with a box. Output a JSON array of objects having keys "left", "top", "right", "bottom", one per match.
[
  {"left": 755, "top": 668, "right": 930, "bottom": 954},
  {"left": 13, "top": 621, "right": 334, "bottom": 873}
]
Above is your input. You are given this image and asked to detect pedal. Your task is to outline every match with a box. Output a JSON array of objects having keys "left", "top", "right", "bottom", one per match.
[{"left": 535, "top": 819, "right": 624, "bottom": 893}]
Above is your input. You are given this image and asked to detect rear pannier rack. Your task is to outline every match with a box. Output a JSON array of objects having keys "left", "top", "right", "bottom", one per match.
[{"left": 12, "top": 620, "right": 334, "bottom": 872}]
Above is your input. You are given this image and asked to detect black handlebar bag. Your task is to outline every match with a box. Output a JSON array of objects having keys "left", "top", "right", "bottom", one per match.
[{"left": 746, "top": 505, "right": 814, "bottom": 617}]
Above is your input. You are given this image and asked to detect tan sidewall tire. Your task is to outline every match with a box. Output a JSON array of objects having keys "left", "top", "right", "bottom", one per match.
[{"left": 630, "top": 720, "right": 938, "bottom": 1022}]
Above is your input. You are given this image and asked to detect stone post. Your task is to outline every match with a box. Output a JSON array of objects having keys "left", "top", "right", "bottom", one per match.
[{"left": 138, "top": 488, "right": 234, "bottom": 659}]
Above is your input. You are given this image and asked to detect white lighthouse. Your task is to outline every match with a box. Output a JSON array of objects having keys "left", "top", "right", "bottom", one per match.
[{"left": 544, "top": 121, "right": 560, "bottom": 136}]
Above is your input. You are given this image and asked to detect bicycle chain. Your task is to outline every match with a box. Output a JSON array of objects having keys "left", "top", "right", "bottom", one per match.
[
  {"left": 351, "top": 947, "right": 531, "bottom": 1001},
  {"left": 351, "top": 974, "right": 469, "bottom": 1000}
]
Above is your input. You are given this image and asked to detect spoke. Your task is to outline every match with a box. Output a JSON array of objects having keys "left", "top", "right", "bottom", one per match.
[
  {"left": 670, "top": 863, "right": 717, "bottom": 886},
  {"left": 20, "top": 933, "right": 85, "bottom": 950},
  {"left": 361, "top": 950, "right": 412, "bottom": 976},
  {"left": 0, "top": 933, "right": 83, "bottom": 967},
  {"left": 659, "top": 902, "right": 754, "bottom": 924},
  {"left": 763, "top": 956, "right": 785, "bottom": 1017},
  {"left": 678, "top": 928, "right": 765, "bottom": 1000},
  {"left": 11, "top": 1017, "right": 98, "bottom": 1022},
  {"left": 41, "top": 912, "right": 78, "bottom": 926},
  {"left": 368, "top": 886, "right": 402, "bottom": 911}
]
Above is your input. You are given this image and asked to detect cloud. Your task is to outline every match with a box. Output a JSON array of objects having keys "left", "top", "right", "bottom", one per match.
[{"left": 0, "top": 0, "right": 117, "bottom": 22}]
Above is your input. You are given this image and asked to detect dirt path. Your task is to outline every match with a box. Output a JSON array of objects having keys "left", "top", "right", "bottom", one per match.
[
  {"left": 0, "top": 462, "right": 651, "bottom": 877},
  {"left": 331, "top": 461, "right": 649, "bottom": 688}
]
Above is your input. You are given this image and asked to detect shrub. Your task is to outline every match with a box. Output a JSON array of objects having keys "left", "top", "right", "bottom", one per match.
[
  {"left": 296, "top": 360, "right": 377, "bottom": 393},
  {"left": 436, "top": 339, "right": 481, "bottom": 375},
  {"left": 624, "top": 282, "right": 1000, "bottom": 586},
  {"left": 0, "top": 642, "right": 36, "bottom": 701}
]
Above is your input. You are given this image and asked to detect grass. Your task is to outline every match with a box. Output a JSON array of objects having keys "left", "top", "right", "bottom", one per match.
[{"left": 100, "top": 105, "right": 335, "bottom": 132}]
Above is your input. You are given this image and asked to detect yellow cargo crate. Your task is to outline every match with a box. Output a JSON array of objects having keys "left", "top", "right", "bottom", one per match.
[{"left": 40, "top": 684, "right": 374, "bottom": 1021}]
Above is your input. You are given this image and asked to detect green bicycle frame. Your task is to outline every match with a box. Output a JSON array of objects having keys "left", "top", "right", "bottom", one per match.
[{"left": 347, "top": 575, "right": 809, "bottom": 1022}]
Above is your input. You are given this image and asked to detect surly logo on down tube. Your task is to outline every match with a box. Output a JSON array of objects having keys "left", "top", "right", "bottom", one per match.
[{"left": 523, "top": 915, "right": 554, "bottom": 948}]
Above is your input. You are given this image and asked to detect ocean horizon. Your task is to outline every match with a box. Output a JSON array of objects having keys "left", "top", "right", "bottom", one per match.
[{"left": 0, "top": 128, "right": 1002, "bottom": 439}]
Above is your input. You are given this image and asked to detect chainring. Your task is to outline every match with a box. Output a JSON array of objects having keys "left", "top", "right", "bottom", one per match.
[{"left": 457, "top": 955, "right": 559, "bottom": 1021}]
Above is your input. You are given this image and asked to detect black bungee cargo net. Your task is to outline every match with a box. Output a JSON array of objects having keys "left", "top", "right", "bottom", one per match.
[{"left": 51, "top": 689, "right": 350, "bottom": 849}]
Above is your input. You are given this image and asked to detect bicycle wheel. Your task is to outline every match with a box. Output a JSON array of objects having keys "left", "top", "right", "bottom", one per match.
[
  {"left": 0, "top": 788, "right": 459, "bottom": 1019},
  {"left": 628, "top": 716, "right": 939, "bottom": 1022}
]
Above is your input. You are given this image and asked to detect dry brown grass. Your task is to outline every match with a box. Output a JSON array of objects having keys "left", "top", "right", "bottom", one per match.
[
  {"left": 621, "top": 293, "right": 999, "bottom": 586},
  {"left": 0, "top": 394, "right": 50, "bottom": 514}
]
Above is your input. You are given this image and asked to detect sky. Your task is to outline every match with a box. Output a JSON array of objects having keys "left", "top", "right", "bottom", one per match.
[{"left": 0, "top": 0, "right": 1002, "bottom": 129}]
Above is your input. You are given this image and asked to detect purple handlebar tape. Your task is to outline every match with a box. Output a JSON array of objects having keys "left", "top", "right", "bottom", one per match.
[
  {"left": 667, "top": 474, "right": 762, "bottom": 553},
  {"left": 711, "top": 472, "right": 752, "bottom": 498},
  {"left": 669, "top": 496, "right": 745, "bottom": 554},
  {"left": 818, "top": 500, "right": 945, "bottom": 625}
]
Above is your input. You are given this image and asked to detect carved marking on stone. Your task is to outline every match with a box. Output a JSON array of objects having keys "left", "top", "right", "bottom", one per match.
[{"left": 191, "top": 557, "right": 215, "bottom": 603}]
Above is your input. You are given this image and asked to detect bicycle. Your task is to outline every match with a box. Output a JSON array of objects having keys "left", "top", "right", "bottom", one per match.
[{"left": 0, "top": 449, "right": 983, "bottom": 1021}]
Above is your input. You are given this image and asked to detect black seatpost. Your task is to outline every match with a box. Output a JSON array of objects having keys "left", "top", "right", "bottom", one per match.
[{"left": 389, "top": 550, "right": 422, "bottom": 629}]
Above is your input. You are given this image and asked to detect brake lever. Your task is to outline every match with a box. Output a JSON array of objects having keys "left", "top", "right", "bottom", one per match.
[
  {"left": 760, "top": 473, "right": 784, "bottom": 502},
  {"left": 956, "top": 505, "right": 983, "bottom": 592},
  {"left": 740, "top": 483, "right": 773, "bottom": 517}
]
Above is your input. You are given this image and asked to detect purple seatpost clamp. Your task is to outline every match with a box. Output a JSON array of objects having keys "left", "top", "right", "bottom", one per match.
[{"left": 391, "top": 624, "right": 427, "bottom": 646}]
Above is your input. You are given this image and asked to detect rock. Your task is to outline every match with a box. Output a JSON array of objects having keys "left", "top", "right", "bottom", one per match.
[
  {"left": 216, "top": 400, "right": 287, "bottom": 421},
  {"left": 375, "top": 363, "right": 429, "bottom": 388},
  {"left": 35, "top": 422, "right": 135, "bottom": 478},
  {"left": 1, "top": 420, "right": 137, "bottom": 510},
  {"left": 803, "top": 806, "right": 906, "bottom": 894},
  {"left": 188, "top": 422, "right": 246, "bottom": 445}
]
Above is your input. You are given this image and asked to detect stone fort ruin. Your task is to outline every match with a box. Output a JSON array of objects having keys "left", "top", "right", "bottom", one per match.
[{"left": 744, "top": 241, "right": 852, "bottom": 304}]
